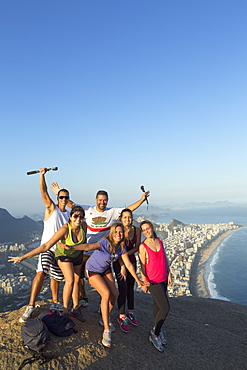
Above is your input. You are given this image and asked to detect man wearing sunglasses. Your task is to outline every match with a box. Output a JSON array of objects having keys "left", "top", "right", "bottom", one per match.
[{"left": 19, "top": 168, "right": 70, "bottom": 323}]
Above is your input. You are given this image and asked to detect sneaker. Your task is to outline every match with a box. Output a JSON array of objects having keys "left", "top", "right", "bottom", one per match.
[
  {"left": 50, "top": 302, "right": 64, "bottom": 311},
  {"left": 79, "top": 297, "right": 88, "bottom": 307},
  {"left": 99, "top": 318, "right": 116, "bottom": 332},
  {"left": 19, "top": 305, "right": 36, "bottom": 323},
  {"left": 102, "top": 329, "right": 111, "bottom": 347},
  {"left": 149, "top": 333, "right": 164, "bottom": 352},
  {"left": 150, "top": 328, "right": 167, "bottom": 346},
  {"left": 159, "top": 331, "right": 167, "bottom": 346},
  {"left": 70, "top": 308, "right": 86, "bottom": 322},
  {"left": 126, "top": 312, "right": 139, "bottom": 326},
  {"left": 118, "top": 316, "right": 130, "bottom": 333}
]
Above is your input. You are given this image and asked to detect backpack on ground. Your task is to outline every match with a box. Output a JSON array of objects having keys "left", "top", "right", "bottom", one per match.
[
  {"left": 19, "top": 317, "right": 52, "bottom": 370},
  {"left": 21, "top": 317, "right": 50, "bottom": 352},
  {"left": 40, "top": 310, "right": 77, "bottom": 337}
]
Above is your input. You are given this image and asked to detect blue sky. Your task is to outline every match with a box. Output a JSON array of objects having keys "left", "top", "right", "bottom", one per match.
[{"left": 1, "top": 1, "right": 247, "bottom": 216}]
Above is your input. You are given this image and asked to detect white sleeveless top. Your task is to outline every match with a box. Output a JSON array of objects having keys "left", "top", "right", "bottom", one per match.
[{"left": 41, "top": 205, "right": 70, "bottom": 252}]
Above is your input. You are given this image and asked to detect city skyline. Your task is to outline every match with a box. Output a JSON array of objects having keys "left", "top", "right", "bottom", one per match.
[{"left": 1, "top": 1, "right": 247, "bottom": 216}]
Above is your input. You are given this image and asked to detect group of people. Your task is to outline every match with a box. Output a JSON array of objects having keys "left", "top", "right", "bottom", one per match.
[{"left": 8, "top": 168, "right": 172, "bottom": 351}]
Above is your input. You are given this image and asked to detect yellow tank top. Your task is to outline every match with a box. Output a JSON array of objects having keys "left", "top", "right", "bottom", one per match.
[{"left": 55, "top": 223, "right": 85, "bottom": 258}]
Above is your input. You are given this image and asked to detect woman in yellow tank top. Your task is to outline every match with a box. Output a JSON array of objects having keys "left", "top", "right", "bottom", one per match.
[{"left": 8, "top": 206, "right": 87, "bottom": 322}]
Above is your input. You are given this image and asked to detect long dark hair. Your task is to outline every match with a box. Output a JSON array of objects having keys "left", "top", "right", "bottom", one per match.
[{"left": 140, "top": 220, "right": 158, "bottom": 239}]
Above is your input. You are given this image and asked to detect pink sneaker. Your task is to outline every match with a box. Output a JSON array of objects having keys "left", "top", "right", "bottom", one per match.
[
  {"left": 118, "top": 316, "right": 130, "bottom": 332},
  {"left": 126, "top": 312, "right": 139, "bottom": 326}
]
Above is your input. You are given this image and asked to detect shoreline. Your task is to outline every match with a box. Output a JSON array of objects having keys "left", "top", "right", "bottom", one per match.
[{"left": 189, "top": 228, "right": 239, "bottom": 298}]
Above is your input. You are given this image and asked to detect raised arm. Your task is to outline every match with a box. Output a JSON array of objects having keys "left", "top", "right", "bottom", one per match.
[
  {"left": 127, "top": 191, "right": 150, "bottom": 212},
  {"left": 50, "top": 182, "right": 75, "bottom": 208},
  {"left": 40, "top": 168, "right": 55, "bottom": 218},
  {"left": 8, "top": 225, "right": 68, "bottom": 264}
]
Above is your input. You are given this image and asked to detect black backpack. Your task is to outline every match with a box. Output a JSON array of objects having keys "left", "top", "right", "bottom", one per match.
[
  {"left": 40, "top": 310, "right": 77, "bottom": 337},
  {"left": 19, "top": 317, "right": 52, "bottom": 369},
  {"left": 21, "top": 317, "right": 50, "bottom": 352}
]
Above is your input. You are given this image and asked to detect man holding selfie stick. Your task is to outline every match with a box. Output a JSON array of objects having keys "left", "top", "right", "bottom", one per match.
[{"left": 19, "top": 168, "right": 70, "bottom": 323}]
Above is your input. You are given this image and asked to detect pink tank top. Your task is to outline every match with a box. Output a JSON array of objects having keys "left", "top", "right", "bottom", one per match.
[{"left": 142, "top": 238, "right": 168, "bottom": 283}]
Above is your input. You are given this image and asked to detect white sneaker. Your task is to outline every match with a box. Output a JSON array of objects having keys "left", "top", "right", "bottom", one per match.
[
  {"left": 50, "top": 302, "right": 64, "bottom": 311},
  {"left": 102, "top": 329, "right": 111, "bottom": 347},
  {"left": 19, "top": 305, "right": 36, "bottom": 323},
  {"left": 99, "top": 318, "right": 116, "bottom": 332}
]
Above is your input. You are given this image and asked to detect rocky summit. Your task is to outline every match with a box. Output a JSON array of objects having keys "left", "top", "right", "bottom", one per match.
[{"left": 0, "top": 289, "right": 247, "bottom": 370}]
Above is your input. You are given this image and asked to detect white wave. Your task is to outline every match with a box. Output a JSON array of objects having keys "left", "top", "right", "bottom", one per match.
[{"left": 206, "top": 239, "right": 230, "bottom": 302}]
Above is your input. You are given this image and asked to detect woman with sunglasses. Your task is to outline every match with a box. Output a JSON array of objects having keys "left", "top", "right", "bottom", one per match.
[
  {"left": 139, "top": 220, "right": 172, "bottom": 353},
  {"left": 113, "top": 208, "right": 141, "bottom": 332},
  {"left": 8, "top": 206, "right": 87, "bottom": 321},
  {"left": 60, "top": 222, "right": 145, "bottom": 348}
]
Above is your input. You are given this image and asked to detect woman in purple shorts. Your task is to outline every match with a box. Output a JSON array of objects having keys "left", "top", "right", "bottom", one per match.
[{"left": 62, "top": 222, "right": 145, "bottom": 348}]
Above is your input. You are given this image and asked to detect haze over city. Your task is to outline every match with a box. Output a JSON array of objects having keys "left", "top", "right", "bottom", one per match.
[{"left": 1, "top": 1, "right": 247, "bottom": 216}]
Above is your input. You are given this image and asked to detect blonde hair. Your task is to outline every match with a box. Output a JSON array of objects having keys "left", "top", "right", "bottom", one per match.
[{"left": 106, "top": 222, "right": 125, "bottom": 254}]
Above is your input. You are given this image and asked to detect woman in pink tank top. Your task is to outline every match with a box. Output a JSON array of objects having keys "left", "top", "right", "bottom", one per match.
[{"left": 139, "top": 220, "right": 172, "bottom": 352}]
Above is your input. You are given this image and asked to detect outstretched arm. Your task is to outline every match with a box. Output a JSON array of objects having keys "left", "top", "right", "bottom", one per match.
[
  {"left": 127, "top": 191, "right": 150, "bottom": 212},
  {"left": 8, "top": 225, "right": 68, "bottom": 264},
  {"left": 57, "top": 241, "right": 100, "bottom": 252}
]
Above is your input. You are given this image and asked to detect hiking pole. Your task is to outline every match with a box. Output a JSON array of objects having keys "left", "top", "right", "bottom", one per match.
[{"left": 27, "top": 167, "right": 58, "bottom": 175}]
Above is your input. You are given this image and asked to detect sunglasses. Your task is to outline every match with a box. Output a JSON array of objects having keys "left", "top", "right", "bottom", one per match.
[
  {"left": 73, "top": 214, "right": 84, "bottom": 220},
  {"left": 58, "top": 196, "right": 69, "bottom": 200}
]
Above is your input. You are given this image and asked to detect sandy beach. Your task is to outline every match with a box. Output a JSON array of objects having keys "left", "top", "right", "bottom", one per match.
[{"left": 190, "top": 229, "right": 238, "bottom": 298}]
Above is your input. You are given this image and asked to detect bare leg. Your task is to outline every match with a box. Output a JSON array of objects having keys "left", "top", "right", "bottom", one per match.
[
  {"left": 57, "top": 261, "right": 74, "bottom": 313},
  {"left": 50, "top": 278, "right": 60, "bottom": 303},
  {"left": 103, "top": 273, "right": 119, "bottom": 315},
  {"left": 72, "top": 264, "right": 82, "bottom": 309},
  {"left": 88, "top": 272, "right": 118, "bottom": 330},
  {"left": 29, "top": 271, "right": 45, "bottom": 306}
]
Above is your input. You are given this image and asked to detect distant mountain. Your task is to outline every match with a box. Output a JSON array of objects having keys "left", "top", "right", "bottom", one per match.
[
  {"left": 168, "top": 218, "right": 186, "bottom": 231},
  {"left": 0, "top": 208, "right": 43, "bottom": 243}
]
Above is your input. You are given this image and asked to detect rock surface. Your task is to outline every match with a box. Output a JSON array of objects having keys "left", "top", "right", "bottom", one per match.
[{"left": 0, "top": 289, "right": 247, "bottom": 370}]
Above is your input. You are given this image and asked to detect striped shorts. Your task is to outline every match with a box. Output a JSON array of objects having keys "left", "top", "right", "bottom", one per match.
[{"left": 36, "top": 250, "right": 64, "bottom": 281}]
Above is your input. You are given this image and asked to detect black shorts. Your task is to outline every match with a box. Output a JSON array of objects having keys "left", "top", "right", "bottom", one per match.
[
  {"left": 55, "top": 252, "right": 83, "bottom": 266},
  {"left": 86, "top": 267, "right": 112, "bottom": 278}
]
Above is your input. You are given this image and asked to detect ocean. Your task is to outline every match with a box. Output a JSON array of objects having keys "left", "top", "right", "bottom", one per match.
[{"left": 140, "top": 206, "right": 247, "bottom": 306}]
